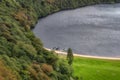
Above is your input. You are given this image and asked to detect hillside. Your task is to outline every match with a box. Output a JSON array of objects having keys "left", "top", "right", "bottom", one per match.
[{"left": 0, "top": 0, "right": 120, "bottom": 80}]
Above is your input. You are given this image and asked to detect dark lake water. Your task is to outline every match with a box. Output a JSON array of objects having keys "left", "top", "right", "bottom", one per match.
[{"left": 33, "top": 4, "right": 120, "bottom": 57}]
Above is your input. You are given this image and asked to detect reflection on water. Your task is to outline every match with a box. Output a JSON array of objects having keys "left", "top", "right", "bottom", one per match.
[{"left": 33, "top": 4, "right": 120, "bottom": 57}]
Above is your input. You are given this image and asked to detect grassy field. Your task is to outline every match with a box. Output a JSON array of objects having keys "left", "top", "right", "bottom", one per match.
[{"left": 59, "top": 55, "right": 120, "bottom": 80}]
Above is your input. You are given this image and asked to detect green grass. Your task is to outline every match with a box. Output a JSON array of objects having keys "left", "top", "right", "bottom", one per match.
[
  {"left": 59, "top": 55, "right": 120, "bottom": 80},
  {"left": 73, "top": 57, "right": 120, "bottom": 80}
]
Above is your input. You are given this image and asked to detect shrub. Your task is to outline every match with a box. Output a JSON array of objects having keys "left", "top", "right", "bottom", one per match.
[
  {"left": 41, "top": 63, "right": 53, "bottom": 74},
  {"left": 59, "top": 61, "right": 73, "bottom": 77},
  {"left": 43, "top": 50, "right": 58, "bottom": 65},
  {"left": 28, "top": 67, "right": 38, "bottom": 80},
  {"left": 32, "top": 63, "right": 42, "bottom": 73},
  {"left": 39, "top": 72, "right": 51, "bottom": 80},
  {"left": 1, "top": 32, "right": 16, "bottom": 43},
  {"left": 35, "top": 55, "right": 46, "bottom": 63},
  {"left": 0, "top": 60, "right": 17, "bottom": 80}
]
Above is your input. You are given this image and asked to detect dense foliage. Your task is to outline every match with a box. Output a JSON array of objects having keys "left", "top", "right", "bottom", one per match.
[{"left": 0, "top": 0, "right": 120, "bottom": 80}]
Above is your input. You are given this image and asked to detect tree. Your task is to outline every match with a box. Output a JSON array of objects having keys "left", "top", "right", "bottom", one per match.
[{"left": 67, "top": 48, "right": 73, "bottom": 65}]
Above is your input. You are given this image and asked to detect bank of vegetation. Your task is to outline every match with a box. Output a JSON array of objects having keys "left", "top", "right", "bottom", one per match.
[{"left": 0, "top": 0, "right": 120, "bottom": 80}]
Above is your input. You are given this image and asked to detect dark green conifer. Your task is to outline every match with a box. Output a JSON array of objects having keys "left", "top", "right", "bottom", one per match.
[{"left": 67, "top": 48, "right": 74, "bottom": 65}]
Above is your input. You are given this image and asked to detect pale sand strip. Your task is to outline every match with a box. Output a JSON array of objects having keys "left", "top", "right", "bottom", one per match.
[{"left": 45, "top": 48, "right": 120, "bottom": 60}]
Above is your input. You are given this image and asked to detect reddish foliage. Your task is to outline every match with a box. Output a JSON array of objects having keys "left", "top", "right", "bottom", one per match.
[
  {"left": 0, "top": 60, "right": 17, "bottom": 80},
  {"left": 41, "top": 64, "right": 53, "bottom": 74}
]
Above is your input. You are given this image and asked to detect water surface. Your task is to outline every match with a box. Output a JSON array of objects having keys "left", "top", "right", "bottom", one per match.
[{"left": 33, "top": 4, "right": 120, "bottom": 57}]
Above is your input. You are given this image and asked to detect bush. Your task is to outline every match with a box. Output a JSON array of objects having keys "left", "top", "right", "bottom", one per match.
[
  {"left": 41, "top": 63, "right": 53, "bottom": 74},
  {"left": 0, "top": 60, "right": 18, "bottom": 80},
  {"left": 43, "top": 50, "right": 58, "bottom": 65},
  {"left": 35, "top": 55, "right": 46, "bottom": 63}
]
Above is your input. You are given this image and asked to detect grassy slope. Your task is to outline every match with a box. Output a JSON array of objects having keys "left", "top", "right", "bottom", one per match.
[
  {"left": 60, "top": 55, "right": 120, "bottom": 80},
  {"left": 73, "top": 57, "right": 120, "bottom": 80}
]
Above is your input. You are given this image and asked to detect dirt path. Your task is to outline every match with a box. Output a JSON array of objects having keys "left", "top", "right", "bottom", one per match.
[{"left": 45, "top": 48, "right": 120, "bottom": 60}]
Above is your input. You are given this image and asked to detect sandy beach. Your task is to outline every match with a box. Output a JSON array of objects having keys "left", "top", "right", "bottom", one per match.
[{"left": 45, "top": 48, "right": 120, "bottom": 60}]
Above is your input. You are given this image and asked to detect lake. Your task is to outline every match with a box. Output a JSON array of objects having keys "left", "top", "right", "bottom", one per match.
[{"left": 33, "top": 4, "right": 120, "bottom": 57}]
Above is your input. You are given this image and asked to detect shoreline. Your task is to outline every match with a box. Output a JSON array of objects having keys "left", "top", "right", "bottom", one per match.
[{"left": 45, "top": 48, "right": 120, "bottom": 60}]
